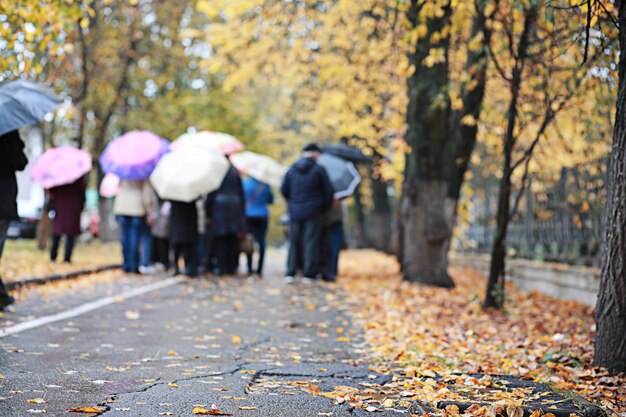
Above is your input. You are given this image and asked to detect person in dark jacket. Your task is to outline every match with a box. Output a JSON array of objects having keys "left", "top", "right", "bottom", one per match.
[
  {"left": 281, "top": 143, "right": 334, "bottom": 281},
  {"left": 169, "top": 200, "right": 198, "bottom": 276},
  {"left": 0, "top": 130, "right": 28, "bottom": 309},
  {"left": 205, "top": 165, "right": 245, "bottom": 275},
  {"left": 243, "top": 177, "right": 274, "bottom": 277},
  {"left": 49, "top": 177, "right": 86, "bottom": 263}
]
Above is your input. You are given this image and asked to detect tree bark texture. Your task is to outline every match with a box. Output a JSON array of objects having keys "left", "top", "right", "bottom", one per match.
[
  {"left": 401, "top": 179, "right": 456, "bottom": 287},
  {"left": 401, "top": 1, "right": 494, "bottom": 286},
  {"left": 402, "top": 1, "right": 454, "bottom": 286},
  {"left": 484, "top": 7, "right": 537, "bottom": 309},
  {"left": 594, "top": 0, "right": 626, "bottom": 373},
  {"left": 370, "top": 174, "right": 393, "bottom": 253}
]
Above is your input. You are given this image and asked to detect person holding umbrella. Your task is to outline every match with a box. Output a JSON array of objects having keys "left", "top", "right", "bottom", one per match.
[
  {"left": 114, "top": 179, "right": 154, "bottom": 274},
  {"left": 31, "top": 146, "right": 93, "bottom": 263},
  {"left": 243, "top": 176, "right": 274, "bottom": 277},
  {"left": 0, "top": 130, "right": 28, "bottom": 309},
  {"left": 169, "top": 200, "right": 198, "bottom": 277},
  {"left": 281, "top": 143, "right": 334, "bottom": 282},
  {"left": 205, "top": 163, "right": 246, "bottom": 276},
  {"left": 100, "top": 131, "right": 168, "bottom": 274},
  {"left": 49, "top": 177, "right": 86, "bottom": 263}
]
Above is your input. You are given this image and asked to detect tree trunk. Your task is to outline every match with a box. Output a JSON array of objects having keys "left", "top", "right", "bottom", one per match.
[
  {"left": 594, "top": 0, "right": 626, "bottom": 373},
  {"left": 401, "top": 179, "right": 455, "bottom": 287},
  {"left": 350, "top": 184, "right": 368, "bottom": 248},
  {"left": 484, "top": 7, "right": 536, "bottom": 310},
  {"left": 370, "top": 175, "right": 392, "bottom": 252}
]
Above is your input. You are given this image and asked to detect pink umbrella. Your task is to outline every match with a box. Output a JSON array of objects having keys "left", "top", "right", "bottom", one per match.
[
  {"left": 99, "top": 130, "right": 169, "bottom": 180},
  {"left": 31, "top": 146, "right": 92, "bottom": 189},
  {"left": 99, "top": 173, "right": 120, "bottom": 198}
]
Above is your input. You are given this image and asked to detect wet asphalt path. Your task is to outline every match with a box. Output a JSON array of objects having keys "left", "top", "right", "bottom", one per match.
[{"left": 0, "top": 257, "right": 403, "bottom": 417}]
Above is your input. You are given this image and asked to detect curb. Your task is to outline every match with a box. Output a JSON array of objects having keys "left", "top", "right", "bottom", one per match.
[{"left": 6, "top": 264, "right": 122, "bottom": 291}]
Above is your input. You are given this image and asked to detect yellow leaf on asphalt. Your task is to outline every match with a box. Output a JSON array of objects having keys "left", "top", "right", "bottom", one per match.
[
  {"left": 67, "top": 406, "right": 106, "bottom": 413},
  {"left": 337, "top": 337, "right": 350, "bottom": 343},
  {"left": 168, "top": 382, "right": 179, "bottom": 388},
  {"left": 27, "top": 398, "right": 46, "bottom": 404},
  {"left": 232, "top": 335, "right": 241, "bottom": 344},
  {"left": 238, "top": 406, "right": 257, "bottom": 410},
  {"left": 167, "top": 350, "right": 176, "bottom": 356},
  {"left": 0, "top": 375, "right": 4, "bottom": 379}
]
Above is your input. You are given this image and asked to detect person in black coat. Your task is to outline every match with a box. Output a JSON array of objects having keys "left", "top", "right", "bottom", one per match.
[
  {"left": 49, "top": 177, "right": 86, "bottom": 263},
  {"left": 205, "top": 164, "right": 245, "bottom": 275},
  {"left": 169, "top": 200, "right": 198, "bottom": 276},
  {"left": 0, "top": 130, "right": 29, "bottom": 309},
  {"left": 281, "top": 143, "right": 334, "bottom": 281}
]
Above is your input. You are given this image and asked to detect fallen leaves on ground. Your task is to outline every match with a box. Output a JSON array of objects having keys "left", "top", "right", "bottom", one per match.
[
  {"left": 67, "top": 405, "right": 106, "bottom": 413},
  {"left": 1, "top": 240, "right": 121, "bottom": 283},
  {"left": 336, "top": 250, "right": 626, "bottom": 415}
]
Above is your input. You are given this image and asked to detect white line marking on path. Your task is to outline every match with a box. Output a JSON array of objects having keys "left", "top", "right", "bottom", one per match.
[{"left": 0, "top": 277, "right": 185, "bottom": 338}]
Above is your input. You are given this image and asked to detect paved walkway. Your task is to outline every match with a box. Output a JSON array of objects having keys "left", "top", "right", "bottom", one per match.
[{"left": 0, "top": 256, "right": 405, "bottom": 416}]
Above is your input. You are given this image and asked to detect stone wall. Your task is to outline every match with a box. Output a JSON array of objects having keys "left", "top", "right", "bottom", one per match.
[{"left": 450, "top": 253, "right": 600, "bottom": 307}]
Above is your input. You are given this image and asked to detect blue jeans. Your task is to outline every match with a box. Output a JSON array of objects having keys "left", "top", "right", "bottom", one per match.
[
  {"left": 140, "top": 220, "right": 151, "bottom": 268},
  {"left": 118, "top": 215, "right": 149, "bottom": 273}
]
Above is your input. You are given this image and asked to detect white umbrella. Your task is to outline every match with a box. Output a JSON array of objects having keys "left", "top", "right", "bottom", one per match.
[
  {"left": 230, "top": 151, "right": 286, "bottom": 187},
  {"left": 170, "top": 131, "right": 244, "bottom": 155},
  {"left": 149, "top": 148, "right": 229, "bottom": 202}
]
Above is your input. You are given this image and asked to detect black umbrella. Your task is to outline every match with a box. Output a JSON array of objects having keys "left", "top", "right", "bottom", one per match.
[
  {"left": 0, "top": 80, "right": 62, "bottom": 136},
  {"left": 320, "top": 143, "right": 371, "bottom": 163}
]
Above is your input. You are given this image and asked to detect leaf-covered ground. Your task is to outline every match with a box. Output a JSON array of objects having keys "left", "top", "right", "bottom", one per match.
[
  {"left": 0, "top": 239, "right": 121, "bottom": 283},
  {"left": 338, "top": 250, "right": 625, "bottom": 416}
]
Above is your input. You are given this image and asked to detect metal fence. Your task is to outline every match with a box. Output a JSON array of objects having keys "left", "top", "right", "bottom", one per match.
[{"left": 458, "top": 158, "right": 608, "bottom": 266}]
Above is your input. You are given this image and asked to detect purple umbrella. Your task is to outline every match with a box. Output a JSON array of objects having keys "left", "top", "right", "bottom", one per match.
[{"left": 99, "top": 130, "right": 169, "bottom": 180}]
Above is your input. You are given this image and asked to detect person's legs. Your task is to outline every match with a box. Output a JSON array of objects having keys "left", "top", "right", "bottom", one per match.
[
  {"left": 172, "top": 243, "right": 182, "bottom": 275},
  {"left": 327, "top": 222, "right": 343, "bottom": 281},
  {"left": 139, "top": 219, "right": 151, "bottom": 268},
  {"left": 231, "top": 234, "right": 241, "bottom": 274},
  {"left": 50, "top": 234, "right": 61, "bottom": 261},
  {"left": 0, "top": 219, "right": 14, "bottom": 308},
  {"left": 127, "top": 216, "right": 142, "bottom": 273},
  {"left": 64, "top": 235, "right": 76, "bottom": 263},
  {"left": 196, "top": 234, "right": 206, "bottom": 272},
  {"left": 302, "top": 216, "right": 322, "bottom": 278},
  {"left": 184, "top": 242, "right": 197, "bottom": 276},
  {"left": 246, "top": 218, "right": 260, "bottom": 274},
  {"left": 117, "top": 216, "right": 131, "bottom": 272},
  {"left": 256, "top": 218, "right": 268, "bottom": 275},
  {"left": 286, "top": 220, "right": 303, "bottom": 277}
]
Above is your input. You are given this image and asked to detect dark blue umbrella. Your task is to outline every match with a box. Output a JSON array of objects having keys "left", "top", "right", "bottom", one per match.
[
  {"left": 321, "top": 143, "right": 371, "bottom": 163},
  {"left": 0, "top": 80, "right": 62, "bottom": 136}
]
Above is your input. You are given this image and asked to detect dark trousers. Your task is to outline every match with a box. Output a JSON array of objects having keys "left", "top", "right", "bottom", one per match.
[
  {"left": 214, "top": 234, "right": 239, "bottom": 275},
  {"left": 172, "top": 242, "right": 196, "bottom": 276},
  {"left": 153, "top": 237, "right": 170, "bottom": 268},
  {"left": 287, "top": 216, "right": 322, "bottom": 278},
  {"left": 0, "top": 219, "right": 13, "bottom": 307},
  {"left": 246, "top": 217, "right": 268, "bottom": 275},
  {"left": 50, "top": 234, "right": 76, "bottom": 262}
]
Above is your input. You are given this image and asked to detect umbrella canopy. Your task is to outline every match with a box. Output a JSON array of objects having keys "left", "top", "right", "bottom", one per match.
[
  {"left": 317, "top": 153, "right": 361, "bottom": 199},
  {"left": 99, "top": 130, "right": 168, "bottom": 180},
  {"left": 99, "top": 173, "right": 120, "bottom": 198},
  {"left": 0, "top": 80, "right": 63, "bottom": 136},
  {"left": 31, "top": 146, "right": 92, "bottom": 189},
  {"left": 170, "top": 131, "right": 244, "bottom": 155},
  {"left": 320, "top": 143, "right": 371, "bottom": 163},
  {"left": 149, "top": 148, "right": 230, "bottom": 202},
  {"left": 230, "top": 151, "right": 286, "bottom": 187}
]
